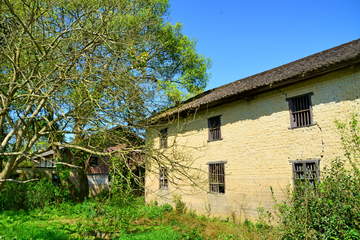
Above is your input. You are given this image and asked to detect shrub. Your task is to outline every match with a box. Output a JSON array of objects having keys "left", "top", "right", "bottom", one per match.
[
  {"left": 274, "top": 158, "right": 360, "bottom": 239},
  {"left": 173, "top": 194, "right": 187, "bottom": 214},
  {"left": 161, "top": 203, "right": 173, "bottom": 212},
  {"left": 0, "top": 178, "right": 69, "bottom": 211}
]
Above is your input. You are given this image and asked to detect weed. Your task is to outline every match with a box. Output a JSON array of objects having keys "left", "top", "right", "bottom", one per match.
[
  {"left": 181, "top": 229, "right": 203, "bottom": 240},
  {"left": 173, "top": 194, "right": 187, "bottom": 214}
]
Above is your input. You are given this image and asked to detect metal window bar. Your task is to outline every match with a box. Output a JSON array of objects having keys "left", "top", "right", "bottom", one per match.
[
  {"left": 209, "top": 163, "right": 225, "bottom": 193},
  {"left": 291, "top": 95, "right": 312, "bottom": 127},
  {"left": 294, "top": 162, "right": 318, "bottom": 187}
]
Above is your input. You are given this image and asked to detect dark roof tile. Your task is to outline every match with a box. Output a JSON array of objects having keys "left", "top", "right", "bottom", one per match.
[{"left": 156, "top": 38, "right": 360, "bottom": 119}]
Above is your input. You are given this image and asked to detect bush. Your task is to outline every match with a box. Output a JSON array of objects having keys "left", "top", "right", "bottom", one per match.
[
  {"left": 173, "top": 194, "right": 187, "bottom": 214},
  {"left": 161, "top": 203, "right": 173, "bottom": 212},
  {"left": 274, "top": 158, "right": 360, "bottom": 239},
  {"left": 0, "top": 178, "right": 69, "bottom": 211},
  {"left": 144, "top": 203, "right": 174, "bottom": 220}
]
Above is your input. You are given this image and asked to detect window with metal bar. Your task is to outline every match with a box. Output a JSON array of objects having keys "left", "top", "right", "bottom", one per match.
[
  {"left": 208, "top": 116, "right": 222, "bottom": 141},
  {"left": 287, "top": 93, "right": 313, "bottom": 128},
  {"left": 291, "top": 160, "right": 320, "bottom": 188},
  {"left": 208, "top": 163, "right": 225, "bottom": 193},
  {"left": 159, "top": 167, "right": 168, "bottom": 190},
  {"left": 159, "top": 128, "right": 168, "bottom": 148}
]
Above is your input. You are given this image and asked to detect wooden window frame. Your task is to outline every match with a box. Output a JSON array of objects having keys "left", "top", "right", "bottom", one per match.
[
  {"left": 287, "top": 93, "right": 314, "bottom": 129},
  {"left": 159, "top": 167, "right": 169, "bottom": 190},
  {"left": 159, "top": 128, "right": 168, "bottom": 148},
  {"left": 290, "top": 159, "right": 320, "bottom": 188},
  {"left": 207, "top": 161, "right": 226, "bottom": 194},
  {"left": 208, "top": 115, "right": 222, "bottom": 142}
]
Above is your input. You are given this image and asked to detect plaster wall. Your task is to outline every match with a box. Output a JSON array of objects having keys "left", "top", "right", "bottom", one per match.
[{"left": 145, "top": 68, "right": 360, "bottom": 219}]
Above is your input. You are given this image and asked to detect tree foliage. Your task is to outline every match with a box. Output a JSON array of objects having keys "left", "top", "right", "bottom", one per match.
[{"left": 0, "top": 0, "right": 211, "bottom": 191}]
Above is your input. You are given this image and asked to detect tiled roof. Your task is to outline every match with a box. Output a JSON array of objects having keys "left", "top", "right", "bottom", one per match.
[
  {"left": 156, "top": 38, "right": 360, "bottom": 120},
  {"left": 88, "top": 166, "right": 110, "bottom": 174}
]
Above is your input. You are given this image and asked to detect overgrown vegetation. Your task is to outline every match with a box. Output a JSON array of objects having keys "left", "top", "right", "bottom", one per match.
[
  {"left": 269, "top": 157, "right": 360, "bottom": 239},
  {"left": 0, "top": 178, "right": 70, "bottom": 211},
  {"left": 0, "top": 171, "right": 270, "bottom": 239},
  {"left": 262, "top": 114, "right": 360, "bottom": 239},
  {"left": 1, "top": 115, "right": 360, "bottom": 239},
  {"left": 0, "top": 193, "right": 271, "bottom": 240}
]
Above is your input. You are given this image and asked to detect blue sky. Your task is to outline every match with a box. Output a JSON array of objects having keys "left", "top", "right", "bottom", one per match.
[{"left": 168, "top": 0, "right": 360, "bottom": 90}]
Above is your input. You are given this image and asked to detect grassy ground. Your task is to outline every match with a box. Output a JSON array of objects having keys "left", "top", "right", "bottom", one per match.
[{"left": 0, "top": 197, "right": 275, "bottom": 240}]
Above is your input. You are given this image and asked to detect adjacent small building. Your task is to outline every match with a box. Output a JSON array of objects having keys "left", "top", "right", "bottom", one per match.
[
  {"left": 145, "top": 38, "right": 360, "bottom": 219},
  {"left": 16, "top": 126, "right": 145, "bottom": 197},
  {"left": 17, "top": 147, "right": 111, "bottom": 196}
]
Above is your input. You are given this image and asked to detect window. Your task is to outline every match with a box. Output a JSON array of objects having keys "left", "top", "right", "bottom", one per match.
[
  {"left": 89, "top": 155, "right": 99, "bottom": 166},
  {"left": 291, "top": 160, "right": 320, "bottom": 187},
  {"left": 52, "top": 174, "right": 60, "bottom": 186},
  {"left": 39, "top": 159, "right": 55, "bottom": 168},
  {"left": 159, "top": 167, "right": 168, "bottom": 190},
  {"left": 208, "top": 116, "right": 222, "bottom": 141},
  {"left": 208, "top": 162, "right": 225, "bottom": 193},
  {"left": 159, "top": 128, "right": 168, "bottom": 148},
  {"left": 287, "top": 93, "right": 313, "bottom": 128}
]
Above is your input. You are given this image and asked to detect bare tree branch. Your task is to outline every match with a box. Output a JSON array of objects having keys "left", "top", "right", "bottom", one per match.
[{"left": 0, "top": 179, "right": 39, "bottom": 184}]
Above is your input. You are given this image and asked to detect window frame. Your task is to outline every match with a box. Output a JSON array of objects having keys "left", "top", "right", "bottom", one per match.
[
  {"left": 207, "top": 161, "right": 226, "bottom": 194},
  {"left": 286, "top": 92, "right": 314, "bottom": 129},
  {"left": 39, "top": 159, "right": 55, "bottom": 168},
  {"left": 207, "top": 115, "right": 222, "bottom": 142},
  {"left": 159, "top": 167, "right": 169, "bottom": 190},
  {"left": 159, "top": 128, "right": 168, "bottom": 148},
  {"left": 290, "top": 159, "right": 320, "bottom": 188}
]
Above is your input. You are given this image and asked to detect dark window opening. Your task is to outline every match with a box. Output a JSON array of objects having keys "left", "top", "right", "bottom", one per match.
[
  {"left": 287, "top": 93, "right": 313, "bottom": 128},
  {"left": 209, "top": 162, "right": 225, "bottom": 193},
  {"left": 160, "top": 128, "right": 168, "bottom": 148},
  {"left": 159, "top": 167, "right": 168, "bottom": 190},
  {"left": 90, "top": 156, "right": 99, "bottom": 166},
  {"left": 52, "top": 173, "right": 60, "bottom": 186},
  {"left": 208, "top": 116, "right": 222, "bottom": 141}
]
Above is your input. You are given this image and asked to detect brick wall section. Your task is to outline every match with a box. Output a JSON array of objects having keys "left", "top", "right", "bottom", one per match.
[{"left": 145, "top": 68, "right": 360, "bottom": 220}]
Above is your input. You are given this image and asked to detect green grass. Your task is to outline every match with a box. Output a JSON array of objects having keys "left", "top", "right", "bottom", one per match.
[
  {"left": 117, "top": 228, "right": 181, "bottom": 240},
  {"left": 0, "top": 197, "right": 271, "bottom": 239}
]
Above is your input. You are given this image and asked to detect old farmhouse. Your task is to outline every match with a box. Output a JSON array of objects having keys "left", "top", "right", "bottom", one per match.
[{"left": 145, "top": 38, "right": 360, "bottom": 219}]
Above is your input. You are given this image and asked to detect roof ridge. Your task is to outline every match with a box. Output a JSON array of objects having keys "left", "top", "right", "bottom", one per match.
[{"left": 152, "top": 38, "right": 360, "bottom": 121}]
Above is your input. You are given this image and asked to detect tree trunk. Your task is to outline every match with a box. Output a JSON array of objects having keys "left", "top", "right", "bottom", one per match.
[
  {"left": 0, "top": 156, "right": 17, "bottom": 192},
  {"left": 77, "top": 166, "right": 89, "bottom": 201},
  {"left": 70, "top": 121, "right": 89, "bottom": 201}
]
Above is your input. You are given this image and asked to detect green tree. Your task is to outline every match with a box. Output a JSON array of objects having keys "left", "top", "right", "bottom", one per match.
[{"left": 0, "top": 0, "right": 211, "bottom": 194}]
